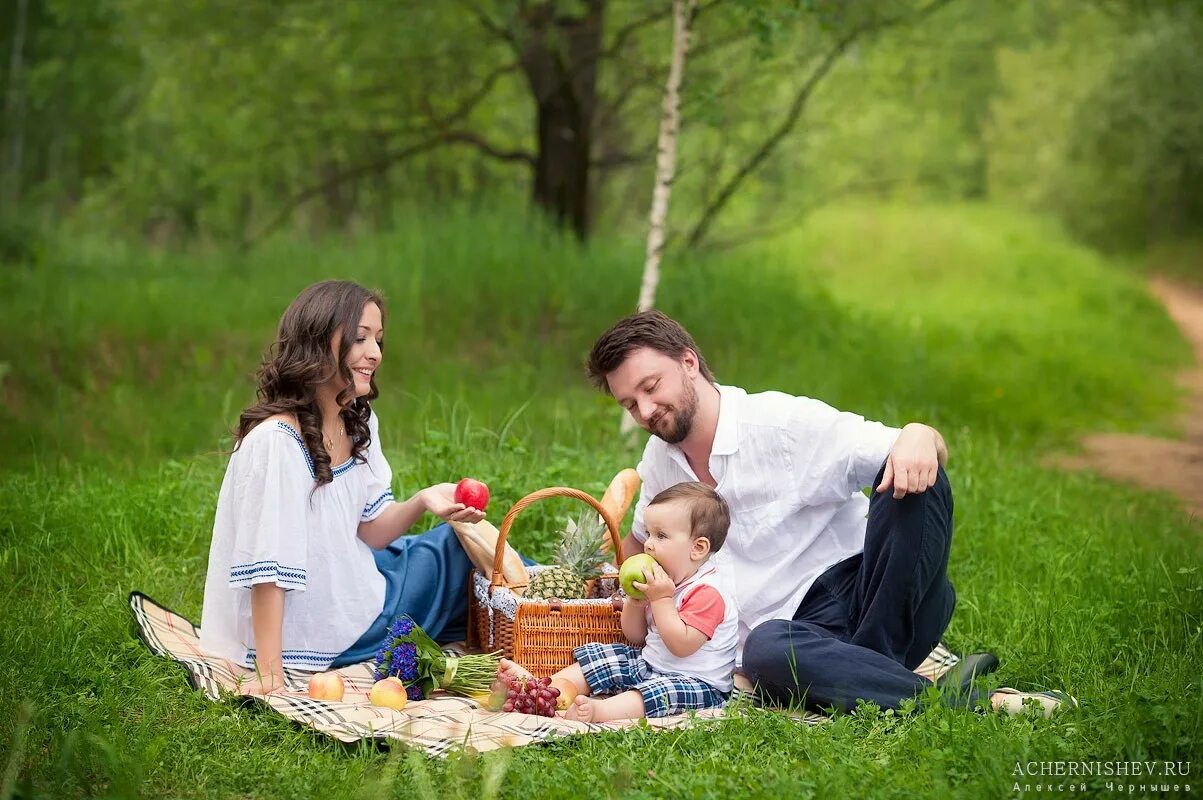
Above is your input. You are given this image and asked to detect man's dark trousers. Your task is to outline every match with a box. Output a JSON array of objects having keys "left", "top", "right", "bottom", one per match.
[{"left": 741, "top": 463, "right": 959, "bottom": 712}]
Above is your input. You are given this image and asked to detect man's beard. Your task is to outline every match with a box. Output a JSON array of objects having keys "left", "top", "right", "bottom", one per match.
[{"left": 651, "top": 380, "right": 699, "bottom": 444}]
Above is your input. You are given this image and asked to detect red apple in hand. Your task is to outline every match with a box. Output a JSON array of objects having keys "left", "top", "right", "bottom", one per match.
[{"left": 454, "top": 478, "right": 490, "bottom": 511}]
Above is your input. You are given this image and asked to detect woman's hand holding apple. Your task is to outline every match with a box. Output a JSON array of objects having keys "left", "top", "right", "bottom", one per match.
[
  {"left": 453, "top": 478, "right": 490, "bottom": 510},
  {"left": 420, "top": 483, "right": 487, "bottom": 524}
]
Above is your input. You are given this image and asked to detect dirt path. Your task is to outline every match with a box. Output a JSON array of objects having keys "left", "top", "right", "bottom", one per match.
[{"left": 1050, "top": 276, "right": 1203, "bottom": 521}]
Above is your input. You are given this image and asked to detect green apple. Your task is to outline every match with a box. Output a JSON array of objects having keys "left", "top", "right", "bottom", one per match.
[{"left": 619, "top": 553, "right": 659, "bottom": 600}]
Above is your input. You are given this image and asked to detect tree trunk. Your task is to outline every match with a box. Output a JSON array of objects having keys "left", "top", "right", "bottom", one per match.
[
  {"left": 518, "top": 0, "right": 605, "bottom": 241},
  {"left": 637, "top": 0, "right": 697, "bottom": 312},
  {"left": 621, "top": 0, "right": 697, "bottom": 437}
]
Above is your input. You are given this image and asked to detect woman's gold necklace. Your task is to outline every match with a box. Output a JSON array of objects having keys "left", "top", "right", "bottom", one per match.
[{"left": 323, "top": 425, "right": 346, "bottom": 450}]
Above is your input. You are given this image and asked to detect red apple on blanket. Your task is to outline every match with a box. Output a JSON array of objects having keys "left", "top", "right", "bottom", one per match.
[
  {"left": 454, "top": 478, "right": 490, "bottom": 511},
  {"left": 307, "top": 671, "right": 345, "bottom": 701},
  {"left": 619, "top": 553, "right": 660, "bottom": 600},
  {"left": 370, "top": 676, "right": 409, "bottom": 711}
]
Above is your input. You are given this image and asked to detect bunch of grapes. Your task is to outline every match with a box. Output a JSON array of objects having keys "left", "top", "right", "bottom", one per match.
[{"left": 499, "top": 675, "right": 560, "bottom": 717}]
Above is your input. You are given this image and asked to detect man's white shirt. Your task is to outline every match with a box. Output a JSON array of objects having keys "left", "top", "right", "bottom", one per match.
[{"left": 630, "top": 384, "right": 900, "bottom": 660}]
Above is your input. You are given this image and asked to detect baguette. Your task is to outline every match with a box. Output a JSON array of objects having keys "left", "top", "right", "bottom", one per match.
[
  {"left": 598, "top": 468, "right": 641, "bottom": 550},
  {"left": 449, "top": 519, "right": 528, "bottom": 586}
]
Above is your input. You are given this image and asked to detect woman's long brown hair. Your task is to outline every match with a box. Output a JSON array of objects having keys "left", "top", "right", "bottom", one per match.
[{"left": 236, "top": 280, "right": 384, "bottom": 486}]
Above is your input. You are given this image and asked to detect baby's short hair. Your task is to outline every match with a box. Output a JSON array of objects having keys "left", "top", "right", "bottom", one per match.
[{"left": 647, "top": 481, "right": 730, "bottom": 553}]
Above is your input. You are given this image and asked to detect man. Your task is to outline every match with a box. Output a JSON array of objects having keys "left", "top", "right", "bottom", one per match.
[{"left": 587, "top": 310, "right": 1073, "bottom": 716}]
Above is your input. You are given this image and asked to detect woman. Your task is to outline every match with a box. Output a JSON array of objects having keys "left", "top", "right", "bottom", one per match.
[{"left": 199, "top": 280, "right": 484, "bottom": 694}]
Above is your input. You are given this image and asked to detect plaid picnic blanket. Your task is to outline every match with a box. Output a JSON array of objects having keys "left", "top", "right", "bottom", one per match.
[{"left": 130, "top": 591, "right": 965, "bottom": 757}]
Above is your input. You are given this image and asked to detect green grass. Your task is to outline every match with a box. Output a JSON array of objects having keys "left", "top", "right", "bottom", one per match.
[{"left": 1, "top": 203, "right": 1200, "bottom": 798}]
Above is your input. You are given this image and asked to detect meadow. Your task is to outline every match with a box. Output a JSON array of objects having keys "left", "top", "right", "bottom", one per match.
[{"left": 1, "top": 204, "right": 1200, "bottom": 798}]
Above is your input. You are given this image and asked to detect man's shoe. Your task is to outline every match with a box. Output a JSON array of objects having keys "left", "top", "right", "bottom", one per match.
[
  {"left": 728, "top": 671, "right": 762, "bottom": 707},
  {"left": 990, "top": 687, "right": 1078, "bottom": 717},
  {"left": 932, "top": 651, "right": 1000, "bottom": 695}
]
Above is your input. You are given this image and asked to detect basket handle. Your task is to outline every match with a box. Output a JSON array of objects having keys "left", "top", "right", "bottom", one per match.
[{"left": 492, "top": 487, "right": 625, "bottom": 589}]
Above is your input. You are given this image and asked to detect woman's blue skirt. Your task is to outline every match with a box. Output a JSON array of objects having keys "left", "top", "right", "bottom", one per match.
[{"left": 331, "top": 523, "right": 474, "bottom": 666}]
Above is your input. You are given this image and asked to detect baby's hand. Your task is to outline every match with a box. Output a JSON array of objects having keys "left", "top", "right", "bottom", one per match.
[{"left": 634, "top": 564, "right": 675, "bottom": 602}]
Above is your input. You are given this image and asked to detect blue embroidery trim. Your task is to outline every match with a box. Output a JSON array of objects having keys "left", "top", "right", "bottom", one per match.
[
  {"left": 246, "top": 648, "right": 341, "bottom": 659},
  {"left": 244, "top": 648, "right": 340, "bottom": 668},
  {"left": 229, "top": 560, "right": 307, "bottom": 587},
  {"left": 275, "top": 422, "right": 357, "bottom": 480},
  {"left": 361, "top": 490, "right": 394, "bottom": 519}
]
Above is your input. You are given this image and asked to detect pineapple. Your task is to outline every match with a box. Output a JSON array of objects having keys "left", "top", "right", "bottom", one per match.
[
  {"left": 526, "top": 511, "right": 610, "bottom": 600},
  {"left": 525, "top": 565, "right": 581, "bottom": 601}
]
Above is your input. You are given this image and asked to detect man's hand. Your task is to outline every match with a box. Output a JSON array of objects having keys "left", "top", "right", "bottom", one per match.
[
  {"left": 633, "top": 564, "right": 676, "bottom": 602},
  {"left": 876, "top": 423, "right": 946, "bottom": 499}
]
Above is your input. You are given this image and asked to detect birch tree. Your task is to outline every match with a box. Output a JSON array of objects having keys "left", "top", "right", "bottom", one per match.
[
  {"left": 621, "top": 0, "right": 698, "bottom": 436},
  {"left": 635, "top": 0, "right": 698, "bottom": 313}
]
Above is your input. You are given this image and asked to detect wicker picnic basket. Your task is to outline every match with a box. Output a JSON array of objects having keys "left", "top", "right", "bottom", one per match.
[{"left": 467, "top": 486, "right": 629, "bottom": 677}]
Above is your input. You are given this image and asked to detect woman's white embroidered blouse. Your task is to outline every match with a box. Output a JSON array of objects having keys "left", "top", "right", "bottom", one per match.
[{"left": 199, "top": 413, "right": 396, "bottom": 670}]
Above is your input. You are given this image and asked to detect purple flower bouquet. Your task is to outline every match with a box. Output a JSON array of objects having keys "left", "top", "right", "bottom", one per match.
[{"left": 372, "top": 615, "right": 500, "bottom": 701}]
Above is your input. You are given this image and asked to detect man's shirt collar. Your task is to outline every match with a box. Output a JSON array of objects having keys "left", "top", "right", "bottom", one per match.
[{"left": 711, "top": 383, "right": 743, "bottom": 456}]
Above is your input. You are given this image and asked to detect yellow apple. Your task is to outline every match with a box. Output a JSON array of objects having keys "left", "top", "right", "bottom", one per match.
[
  {"left": 307, "top": 671, "right": 345, "bottom": 702},
  {"left": 550, "top": 678, "right": 578, "bottom": 711},
  {"left": 369, "top": 677, "right": 409, "bottom": 711}
]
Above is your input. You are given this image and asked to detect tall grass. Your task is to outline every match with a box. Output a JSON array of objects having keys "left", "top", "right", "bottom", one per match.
[
  {"left": 0, "top": 203, "right": 1199, "bottom": 798},
  {"left": 0, "top": 203, "right": 1186, "bottom": 466}
]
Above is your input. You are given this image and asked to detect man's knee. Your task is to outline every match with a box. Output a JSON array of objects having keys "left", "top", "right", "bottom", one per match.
[
  {"left": 870, "top": 463, "right": 953, "bottom": 513},
  {"left": 742, "top": 621, "right": 821, "bottom": 685},
  {"left": 742, "top": 621, "right": 788, "bottom": 679},
  {"left": 741, "top": 620, "right": 772, "bottom": 657}
]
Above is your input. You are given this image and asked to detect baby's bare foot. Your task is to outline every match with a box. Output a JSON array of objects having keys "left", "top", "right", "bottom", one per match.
[
  {"left": 564, "top": 695, "right": 596, "bottom": 723},
  {"left": 497, "top": 658, "right": 535, "bottom": 683}
]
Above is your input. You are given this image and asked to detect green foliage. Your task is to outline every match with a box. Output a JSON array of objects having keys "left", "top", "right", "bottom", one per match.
[
  {"left": 0, "top": 0, "right": 139, "bottom": 211},
  {"left": 0, "top": 204, "right": 1200, "bottom": 797},
  {"left": 1065, "top": 6, "right": 1203, "bottom": 248},
  {"left": 0, "top": 211, "right": 45, "bottom": 264},
  {"left": 988, "top": 2, "right": 1203, "bottom": 252},
  {"left": 108, "top": 0, "right": 529, "bottom": 240},
  {"left": 5, "top": 0, "right": 1200, "bottom": 253}
]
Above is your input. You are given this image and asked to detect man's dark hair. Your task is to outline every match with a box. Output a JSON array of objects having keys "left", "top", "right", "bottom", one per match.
[
  {"left": 585, "top": 310, "right": 715, "bottom": 392},
  {"left": 647, "top": 481, "right": 730, "bottom": 553}
]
